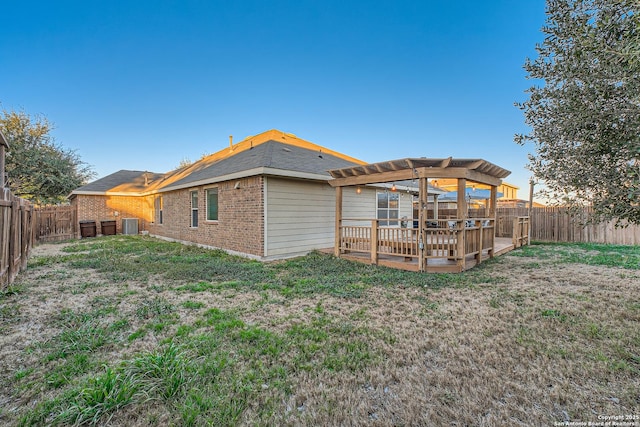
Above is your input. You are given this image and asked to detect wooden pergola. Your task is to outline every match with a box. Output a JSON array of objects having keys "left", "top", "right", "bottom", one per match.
[{"left": 328, "top": 158, "right": 511, "bottom": 273}]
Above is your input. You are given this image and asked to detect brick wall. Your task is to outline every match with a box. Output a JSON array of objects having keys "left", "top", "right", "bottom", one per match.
[
  {"left": 146, "top": 176, "right": 265, "bottom": 257},
  {"left": 72, "top": 194, "right": 154, "bottom": 235}
]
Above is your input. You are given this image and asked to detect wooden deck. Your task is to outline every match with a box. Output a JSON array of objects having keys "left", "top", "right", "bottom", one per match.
[
  {"left": 327, "top": 157, "right": 522, "bottom": 273},
  {"left": 323, "top": 237, "right": 514, "bottom": 273}
]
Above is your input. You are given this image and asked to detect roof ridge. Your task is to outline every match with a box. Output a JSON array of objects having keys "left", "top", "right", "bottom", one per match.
[{"left": 199, "top": 129, "right": 367, "bottom": 166}]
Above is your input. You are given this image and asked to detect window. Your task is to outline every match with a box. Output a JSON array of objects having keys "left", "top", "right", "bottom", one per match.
[
  {"left": 155, "top": 195, "right": 163, "bottom": 224},
  {"left": 206, "top": 188, "right": 218, "bottom": 221},
  {"left": 190, "top": 191, "right": 198, "bottom": 227},
  {"left": 377, "top": 191, "right": 399, "bottom": 226}
]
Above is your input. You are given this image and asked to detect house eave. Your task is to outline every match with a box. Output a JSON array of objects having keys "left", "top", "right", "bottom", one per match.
[
  {"left": 157, "top": 167, "right": 331, "bottom": 193},
  {"left": 71, "top": 190, "right": 148, "bottom": 197}
]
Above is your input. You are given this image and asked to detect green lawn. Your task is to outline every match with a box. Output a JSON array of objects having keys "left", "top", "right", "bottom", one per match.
[{"left": 1, "top": 236, "right": 638, "bottom": 426}]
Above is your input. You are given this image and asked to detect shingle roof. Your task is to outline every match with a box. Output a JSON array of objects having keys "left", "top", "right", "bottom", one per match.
[
  {"left": 71, "top": 130, "right": 366, "bottom": 195},
  {"left": 163, "top": 140, "right": 359, "bottom": 190},
  {"left": 72, "top": 170, "right": 164, "bottom": 194}
]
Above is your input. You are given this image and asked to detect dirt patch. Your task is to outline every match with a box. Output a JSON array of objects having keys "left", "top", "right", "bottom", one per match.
[{"left": 29, "top": 242, "right": 75, "bottom": 257}]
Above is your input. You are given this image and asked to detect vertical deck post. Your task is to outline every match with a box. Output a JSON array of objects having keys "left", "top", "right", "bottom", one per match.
[
  {"left": 418, "top": 177, "right": 428, "bottom": 271},
  {"left": 489, "top": 185, "right": 497, "bottom": 258},
  {"left": 334, "top": 186, "right": 342, "bottom": 257},
  {"left": 456, "top": 178, "right": 466, "bottom": 270},
  {"left": 370, "top": 219, "right": 378, "bottom": 265},
  {"left": 513, "top": 218, "right": 523, "bottom": 248},
  {"left": 476, "top": 219, "right": 483, "bottom": 264}
]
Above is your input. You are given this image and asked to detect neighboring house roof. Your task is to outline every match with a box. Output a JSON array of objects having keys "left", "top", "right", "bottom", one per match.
[
  {"left": 438, "top": 188, "right": 504, "bottom": 201},
  {"left": 72, "top": 170, "right": 164, "bottom": 196}
]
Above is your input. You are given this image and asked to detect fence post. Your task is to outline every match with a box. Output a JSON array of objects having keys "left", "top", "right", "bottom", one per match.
[
  {"left": 31, "top": 206, "right": 37, "bottom": 248},
  {"left": 8, "top": 200, "right": 18, "bottom": 282},
  {"left": 20, "top": 203, "right": 29, "bottom": 269},
  {"left": 0, "top": 130, "right": 8, "bottom": 189}
]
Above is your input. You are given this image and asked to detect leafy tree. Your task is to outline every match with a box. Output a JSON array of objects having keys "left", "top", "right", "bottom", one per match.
[
  {"left": 175, "top": 157, "right": 193, "bottom": 169},
  {"left": 516, "top": 0, "right": 640, "bottom": 224},
  {"left": 0, "top": 109, "right": 94, "bottom": 204}
]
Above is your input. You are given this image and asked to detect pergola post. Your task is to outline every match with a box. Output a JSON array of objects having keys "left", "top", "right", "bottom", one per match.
[
  {"left": 457, "top": 178, "right": 467, "bottom": 219},
  {"left": 418, "top": 177, "right": 428, "bottom": 271},
  {"left": 334, "top": 186, "right": 342, "bottom": 257},
  {"left": 489, "top": 185, "right": 497, "bottom": 258},
  {"left": 456, "top": 178, "right": 467, "bottom": 270}
]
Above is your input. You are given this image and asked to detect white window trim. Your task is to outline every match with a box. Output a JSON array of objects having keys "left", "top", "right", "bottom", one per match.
[
  {"left": 155, "top": 195, "right": 164, "bottom": 225},
  {"left": 205, "top": 186, "right": 219, "bottom": 222},
  {"left": 190, "top": 190, "right": 199, "bottom": 228},
  {"left": 377, "top": 191, "right": 400, "bottom": 227}
]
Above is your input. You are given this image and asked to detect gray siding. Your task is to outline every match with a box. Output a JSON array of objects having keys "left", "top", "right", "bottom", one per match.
[
  {"left": 265, "top": 177, "right": 336, "bottom": 258},
  {"left": 264, "top": 178, "right": 415, "bottom": 259}
]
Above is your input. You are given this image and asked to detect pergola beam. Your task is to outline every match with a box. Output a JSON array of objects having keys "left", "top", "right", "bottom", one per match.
[
  {"left": 466, "top": 159, "right": 484, "bottom": 170},
  {"left": 328, "top": 167, "right": 503, "bottom": 188},
  {"left": 439, "top": 157, "right": 452, "bottom": 168}
]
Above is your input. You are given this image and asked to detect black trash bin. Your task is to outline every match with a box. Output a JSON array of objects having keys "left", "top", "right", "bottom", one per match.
[
  {"left": 100, "top": 220, "right": 116, "bottom": 236},
  {"left": 79, "top": 220, "right": 97, "bottom": 238}
]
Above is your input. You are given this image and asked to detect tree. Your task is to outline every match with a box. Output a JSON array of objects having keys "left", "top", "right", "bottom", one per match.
[
  {"left": 0, "top": 109, "right": 95, "bottom": 205},
  {"left": 516, "top": 0, "right": 640, "bottom": 224},
  {"left": 175, "top": 157, "right": 193, "bottom": 170}
]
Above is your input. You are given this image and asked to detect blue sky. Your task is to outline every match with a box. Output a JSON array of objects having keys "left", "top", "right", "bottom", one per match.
[{"left": 1, "top": 0, "right": 547, "bottom": 199}]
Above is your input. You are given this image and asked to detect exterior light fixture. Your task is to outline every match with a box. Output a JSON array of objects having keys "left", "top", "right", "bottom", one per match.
[
  {"left": 391, "top": 183, "right": 397, "bottom": 192},
  {"left": 356, "top": 186, "right": 362, "bottom": 194}
]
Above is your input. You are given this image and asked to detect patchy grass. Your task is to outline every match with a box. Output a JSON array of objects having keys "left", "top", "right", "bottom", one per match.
[
  {"left": 511, "top": 241, "right": 640, "bottom": 269},
  {"left": 0, "top": 236, "right": 638, "bottom": 426}
]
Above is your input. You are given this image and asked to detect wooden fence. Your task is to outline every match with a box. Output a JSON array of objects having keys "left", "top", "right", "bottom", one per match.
[
  {"left": 1, "top": 192, "right": 81, "bottom": 288},
  {"left": 0, "top": 188, "right": 35, "bottom": 288},
  {"left": 427, "top": 206, "right": 639, "bottom": 244},
  {"left": 35, "top": 205, "right": 77, "bottom": 242},
  {"left": 496, "top": 206, "right": 640, "bottom": 245}
]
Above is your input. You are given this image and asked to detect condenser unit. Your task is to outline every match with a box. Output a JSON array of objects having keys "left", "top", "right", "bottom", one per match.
[{"left": 121, "top": 218, "right": 139, "bottom": 235}]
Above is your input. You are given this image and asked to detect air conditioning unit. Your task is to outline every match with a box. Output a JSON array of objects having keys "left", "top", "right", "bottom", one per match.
[{"left": 121, "top": 218, "right": 139, "bottom": 235}]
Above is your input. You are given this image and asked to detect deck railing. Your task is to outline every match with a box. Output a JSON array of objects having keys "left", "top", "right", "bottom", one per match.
[
  {"left": 338, "top": 218, "right": 496, "bottom": 270},
  {"left": 378, "top": 226, "right": 419, "bottom": 258},
  {"left": 513, "top": 216, "right": 530, "bottom": 248},
  {"left": 340, "top": 224, "right": 372, "bottom": 253}
]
